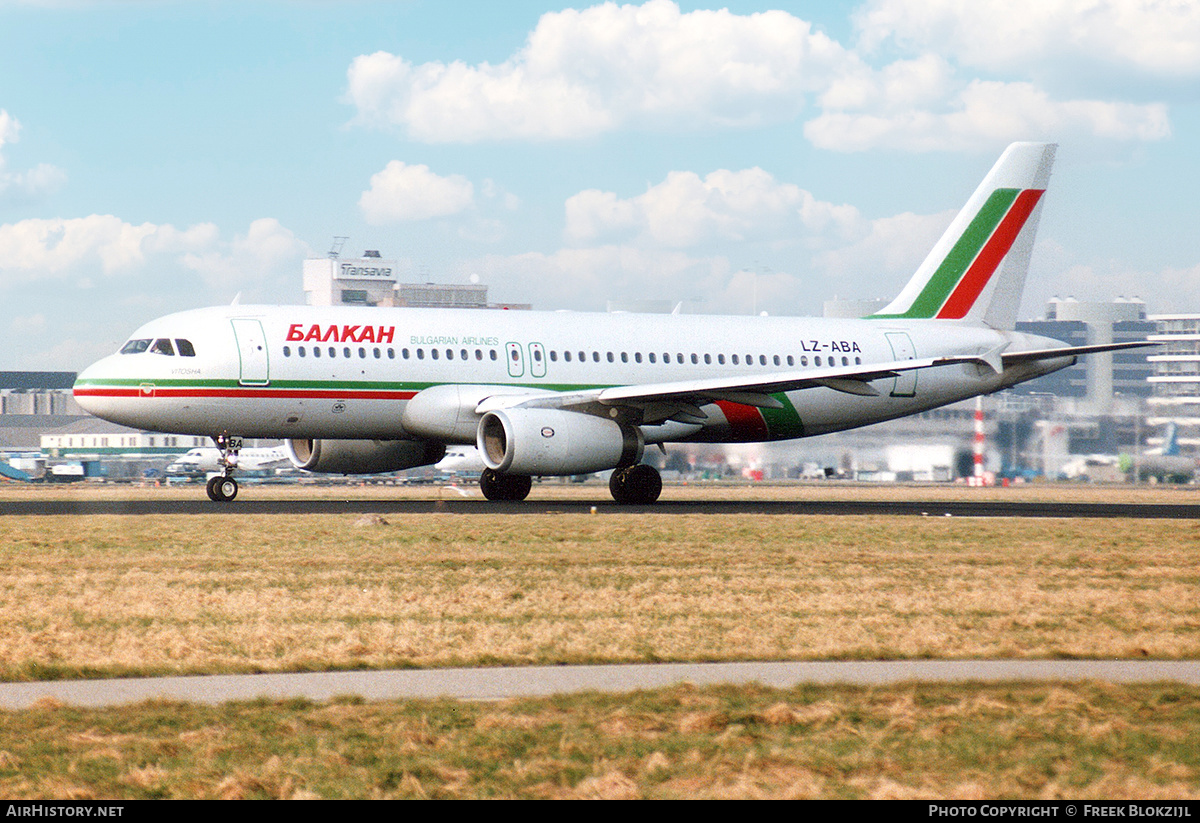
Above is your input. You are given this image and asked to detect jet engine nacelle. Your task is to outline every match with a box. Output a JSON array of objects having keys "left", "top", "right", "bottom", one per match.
[
  {"left": 286, "top": 438, "right": 446, "bottom": 475},
  {"left": 477, "top": 409, "right": 643, "bottom": 476},
  {"left": 402, "top": 384, "right": 554, "bottom": 443}
]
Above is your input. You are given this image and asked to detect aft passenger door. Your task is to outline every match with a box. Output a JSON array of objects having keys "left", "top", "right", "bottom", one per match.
[
  {"left": 884, "top": 331, "right": 917, "bottom": 397},
  {"left": 231, "top": 318, "right": 270, "bottom": 386}
]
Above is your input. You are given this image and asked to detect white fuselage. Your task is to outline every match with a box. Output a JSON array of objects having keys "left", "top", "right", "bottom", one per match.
[{"left": 74, "top": 304, "right": 1070, "bottom": 446}]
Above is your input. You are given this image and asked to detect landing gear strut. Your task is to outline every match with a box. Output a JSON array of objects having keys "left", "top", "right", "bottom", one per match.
[
  {"left": 205, "top": 435, "right": 242, "bottom": 502},
  {"left": 609, "top": 464, "right": 662, "bottom": 505},
  {"left": 479, "top": 469, "right": 532, "bottom": 502}
]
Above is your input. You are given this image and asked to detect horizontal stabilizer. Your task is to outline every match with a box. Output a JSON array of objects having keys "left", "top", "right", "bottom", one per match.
[{"left": 1001, "top": 340, "right": 1159, "bottom": 365}]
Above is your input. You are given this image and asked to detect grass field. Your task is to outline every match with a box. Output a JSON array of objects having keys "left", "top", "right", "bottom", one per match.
[{"left": 1, "top": 482, "right": 1197, "bottom": 798}]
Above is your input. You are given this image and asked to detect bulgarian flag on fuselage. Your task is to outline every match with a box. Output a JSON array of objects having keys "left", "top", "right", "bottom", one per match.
[{"left": 873, "top": 143, "right": 1056, "bottom": 330}]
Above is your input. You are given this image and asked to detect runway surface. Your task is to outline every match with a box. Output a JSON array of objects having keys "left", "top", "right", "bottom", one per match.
[
  {"left": 2, "top": 660, "right": 1198, "bottom": 709},
  {"left": 6, "top": 497, "right": 1200, "bottom": 518}
]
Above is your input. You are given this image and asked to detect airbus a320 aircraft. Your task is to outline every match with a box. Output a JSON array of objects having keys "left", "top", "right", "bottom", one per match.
[{"left": 73, "top": 143, "right": 1152, "bottom": 504}]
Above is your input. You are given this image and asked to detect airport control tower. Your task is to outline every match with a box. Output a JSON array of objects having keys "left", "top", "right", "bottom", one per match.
[
  {"left": 303, "top": 241, "right": 400, "bottom": 307},
  {"left": 302, "top": 239, "right": 528, "bottom": 310}
]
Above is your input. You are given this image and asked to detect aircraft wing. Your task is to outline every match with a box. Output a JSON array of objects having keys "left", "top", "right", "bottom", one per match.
[
  {"left": 475, "top": 353, "right": 998, "bottom": 425},
  {"left": 473, "top": 342, "right": 1158, "bottom": 426}
]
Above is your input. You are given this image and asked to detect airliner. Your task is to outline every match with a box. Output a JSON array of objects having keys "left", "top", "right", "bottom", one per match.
[
  {"left": 73, "top": 142, "right": 1153, "bottom": 503},
  {"left": 166, "top": 444, "right": 290, "bottom": 476}
]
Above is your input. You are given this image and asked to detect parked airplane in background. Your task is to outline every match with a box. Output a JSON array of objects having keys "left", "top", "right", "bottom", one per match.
[
  {"left": 166, "top": 444, "right": 290, "bottom": 476},
  {"left": 73, "top": 143, "right": 1154, "bottom": 504}
]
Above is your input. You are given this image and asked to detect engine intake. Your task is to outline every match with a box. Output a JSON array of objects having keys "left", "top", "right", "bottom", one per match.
[
  {"left": 477, "top": 409, "right": 642, "bottom": 476},
  {"left": 286, "top": 438, "right": 446, "bottom": 475}
]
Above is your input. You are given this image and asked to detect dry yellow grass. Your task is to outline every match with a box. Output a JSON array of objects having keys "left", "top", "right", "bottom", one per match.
[
  {"left": 0, "top": 492, "right": 1197, "bottom": 679},
  {"left": 1, "top": 681, "right": 1198, "bottom": 799}
]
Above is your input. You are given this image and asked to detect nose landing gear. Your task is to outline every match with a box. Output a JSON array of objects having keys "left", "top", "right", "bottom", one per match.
[{"left": 205, "top": 435, "right": 242, "bottom": 502}]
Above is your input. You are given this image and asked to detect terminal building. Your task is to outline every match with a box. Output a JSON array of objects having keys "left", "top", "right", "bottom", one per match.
[{"left": 303, "top": 246, "right": 529, "bottom": 310}]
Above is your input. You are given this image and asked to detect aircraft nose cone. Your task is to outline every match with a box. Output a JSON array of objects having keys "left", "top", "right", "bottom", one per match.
[{"left": 73, "top": 356, "right": 116, "bottom": 418}]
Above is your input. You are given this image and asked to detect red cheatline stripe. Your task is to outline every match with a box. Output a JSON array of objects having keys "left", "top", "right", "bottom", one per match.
[
  {"left": 74, "top": 387, "right": 417, "bottom": 401},
  {"left": 936, "top": 189, "right": 1044, "bottom": 320},
  {"left": 714, "top": 401, "right": 769, "bottom": 440}
]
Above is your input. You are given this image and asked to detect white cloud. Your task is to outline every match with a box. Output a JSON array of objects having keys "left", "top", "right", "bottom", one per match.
[
  {"left": 359, "top": 161, "right": 475, "bottom": 223},
  {"left": 813, "top": 209, "right": 956, "bottom": 290},
  {"left": 565, "top": 167, "right": 861, "bottom": 247},
  {"left": 0, "top": 215, "right": 306, "bottom": 293},
  {"left": 806, "top": 79, "right": 1170, "bottom": 152},
  {"left": 180, "top": 218, "right": 308, "bottom": 291},
  {"left": 856, "top": 0, "right": 1200, "bottom": 78},
  {"left": 0, "top": 109, "right": 66, "bottom": 202},
  {"left": 345, "top": 0, "right": 854, "bottom": 142}
]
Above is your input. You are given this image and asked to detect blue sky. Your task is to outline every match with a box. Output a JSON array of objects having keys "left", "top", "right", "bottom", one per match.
[{"left": 1, "top": 0, "right": 1198, "bottom": 369}]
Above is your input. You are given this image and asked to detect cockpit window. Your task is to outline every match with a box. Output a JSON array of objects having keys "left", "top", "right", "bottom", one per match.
[
  {"left": 176, "top": 339, "right": 196, "bottom": 357},
  {"left": 150, "top": 338, "right": 175, "bottom": 356},
  {"left": 120, "top": 339, "right": 151, "bottom": 354}
]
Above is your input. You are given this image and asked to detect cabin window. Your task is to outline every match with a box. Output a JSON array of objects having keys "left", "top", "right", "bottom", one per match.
[
  {"left": 460, "top": 349, "right": 467, "bottom": 361},
  {"left": 564, "top": 351, "right": 572, "bottom": 362},
  {"left": 490, "top": 350, "right": 498, "bottom": 361},
  {"left": 800, "top": 356, "right": 807, "bottom": 367},
  {"left": 299, "top": 346, "right": 306, "bottom": 357},
  {"left": 760, "top": 355, "right": 768, "bottom": 366},
  {"left": 731, "top": 354, "right": 739, "bottom": 365},
  {"left": 842, "top": 356, "right": 849, "bottom": 366},
  {"left": 855, "top": 356, "right": 862, "bottom": 365},
  {"left": 445, "top": 349, "right": 452, "bottom": 360},
  {"left": 634, "top": 352, "right": 642, "bottom": 363},
  {"left": 283, "top": 346, "right": 291, "bottom": 357},
  {"left": 607, "top": 352, "right": 614, "bottom": 363},
  {"left": 621, "top": 352, "right": 628, "bottom": 363},
  {"left": 120, "top": 339, "right": 151, "bottom": 354},
  {"left": 550, "top": 350, "right": 558, "bottom": 362},
  {"left": 313, "top": 347, "right": 321, "bottom": 358},
  {"left": 787, "top": 355, "right": 794, "bottom": 367},
  {"left": 475, "top": 349, "right": 483, "bottom": 360},
  {"left": 592, "top": 352, "right": 599, "bottom": 362},
  {"left": 704, "top": 354, "right": 711, "bottom": 365},
  {"left": 773, "top": 355, "right": 780, "bottom": 366},
  {"left": 176, "top": 339, "right": 196, "bottom": 357},
  {"left": 328, "top": 347, "right": 336, "bottom": 358},
  {"left": 374, "top": 348, "right": 381, "bottom": 359},
  {"left": 691, "top": 353, "right": 698, "bottom": 364},
  {"left": 416, "top": 349, "right": 424, "bottom": 360},
  {"left": 814, "top": 356, "right": 821, "bottom": 366},
  {"left": 343, "top": 347, "right": 351, "bottom": 358},
  {"left": 402, "top": 348, "right": 410, "bottom": 359},
  {"left": 388, "top": 348, "right": 395, "bottom": 359},
  {"left": 431, "top": 349, "right": 439, "bottom": 360},
  {"left": 533, "top": 349, "right": 542, "bottom": 362}
]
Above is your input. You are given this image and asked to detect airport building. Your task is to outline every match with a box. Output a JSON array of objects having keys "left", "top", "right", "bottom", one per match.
[
  {"left": 1146, "top": 314, "right": 1200, "bottom": 440},
  {"left": 303, "top": 246, "right": 530, "bottom": 310}
]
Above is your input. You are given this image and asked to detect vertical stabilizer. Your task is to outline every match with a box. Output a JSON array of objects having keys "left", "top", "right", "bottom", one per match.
[{"left": 873, "top": 142, "right": 1056, "bottom": 329}]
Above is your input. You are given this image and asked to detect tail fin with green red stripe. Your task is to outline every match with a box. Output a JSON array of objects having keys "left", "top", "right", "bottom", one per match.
[{"left": 873, "top": 142, "right": 1056, "bottom": 330}]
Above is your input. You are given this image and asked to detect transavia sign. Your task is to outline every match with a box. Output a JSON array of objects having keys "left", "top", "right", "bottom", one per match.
[{"left": 336, "top": 261, "right": 395, "bottom": 280}]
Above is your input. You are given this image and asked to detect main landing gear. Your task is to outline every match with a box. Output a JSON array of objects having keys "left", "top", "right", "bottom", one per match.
[
  {"left": 478, "top": 465, "right": 664, "bottom": 504},
  {"left": 479, "top": 469, "right": 532, "bottom": 502},
  {"left": 609, "top": 464, "right": 662, "bottom": 505},
  {"left": 205, "top": 435, "right": 242, "bottom": 502}
]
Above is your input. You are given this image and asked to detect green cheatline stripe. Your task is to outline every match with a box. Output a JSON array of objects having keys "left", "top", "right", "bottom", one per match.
[
  {"left": 872, "top": 188, "right": 1020, "bottom": 320},
  {"left": 761, "top": 393, "right": 804, "bottom": 439}
]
